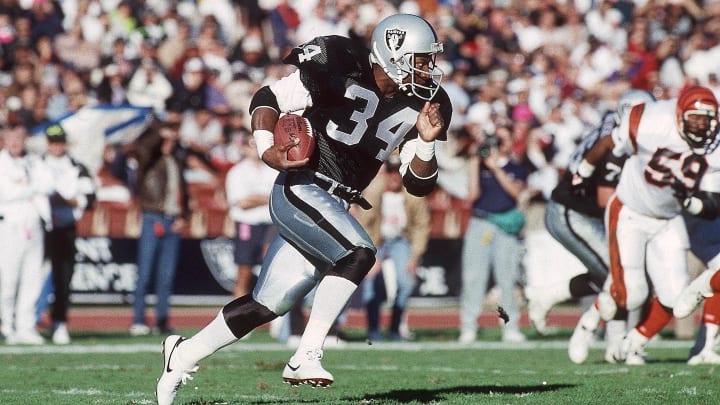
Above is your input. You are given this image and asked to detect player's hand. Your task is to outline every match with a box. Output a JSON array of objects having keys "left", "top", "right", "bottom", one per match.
[
  {"left": 671, "top": 179, "right": 689, "bottom": 202},
  {"left": 416, "top": 102, "right": 444, "bottom": 142},
  {"left": 570, "top": 172, "right": 591, "bottom": 197},
  {"left": 261, "top": 139, "right": 310, "bottom": 171}
]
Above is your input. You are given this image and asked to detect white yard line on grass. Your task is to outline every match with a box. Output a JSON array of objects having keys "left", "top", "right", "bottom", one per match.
[{"left": 0, "top": 339, "right": 693, "bottom": 355}]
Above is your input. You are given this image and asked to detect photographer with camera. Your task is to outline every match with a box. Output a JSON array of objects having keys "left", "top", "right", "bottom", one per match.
[{"left": 458, "top": 125, "right": 529, "bottom": 343}]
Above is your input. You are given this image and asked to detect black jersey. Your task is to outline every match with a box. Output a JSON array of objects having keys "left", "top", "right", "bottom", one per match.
[
  {"left": 551, "top": 111, "right": 625, "bottom": 218},
  {"left": 283, "top": 35, "right": 452, "bottom": 192}
]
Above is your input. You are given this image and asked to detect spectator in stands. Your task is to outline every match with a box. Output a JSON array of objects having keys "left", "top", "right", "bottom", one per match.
[
  {"left": 95, "top": 63, "right": 128, "bottom": 106},
  {"left": 170, "top": 56, "right": 208, "bottom": 111},
  {"left": 126, "top": 57, "right": 173, "bottom": 114},
  {"left": 224, "top": 135, "right": 277, "bottom": 297},
  {"left": 0, "top": 122, "right": 53, "bottom": 345},
  {"left": 41, "top": 123, "right": 96, "bottom": 344},
  {"left": 179, "top": 106, "right": 224, "bottom": 156},
  {"left": 458, "top": 125, "right": 528, "bottom": 344},
  {"left": 363, "top": 158, "right": 431, "bottom": 342},
  {"left": 130, "top": 102, "right": 190, "bottom": 337}
]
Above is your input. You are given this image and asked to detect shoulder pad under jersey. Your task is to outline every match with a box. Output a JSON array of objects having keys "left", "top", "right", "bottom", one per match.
[{"left": 282, "top": 35, "right": 371, "bottom": 104}]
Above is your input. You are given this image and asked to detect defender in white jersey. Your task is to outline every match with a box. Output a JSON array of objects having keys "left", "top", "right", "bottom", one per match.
[{"left": 572, "top": 85, "right": 720, "bottom": 364}]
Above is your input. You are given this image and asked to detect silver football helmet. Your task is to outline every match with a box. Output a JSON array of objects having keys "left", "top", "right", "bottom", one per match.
[
  {"left": 616, "top": 89, "right": 655, "bottom": 122},
  {"left": 370, "top": 14, "right": 444, "bottom": 101}
]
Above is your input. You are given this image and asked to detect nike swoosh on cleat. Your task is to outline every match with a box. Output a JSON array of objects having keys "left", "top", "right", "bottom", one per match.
[
  {"left": 286, "top": 363, "right": 300, "bottom": 372},
  {"left": 165, "top": 338, "right": 184, "bottom": 373}
]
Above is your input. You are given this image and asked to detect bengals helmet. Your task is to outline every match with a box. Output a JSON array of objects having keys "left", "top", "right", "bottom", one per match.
[
  {"left": 676, "top": 85, "right": 720, "bottom": 155},
  {"left": 370, "top": 14, "right": 444, "bottom": 101}
]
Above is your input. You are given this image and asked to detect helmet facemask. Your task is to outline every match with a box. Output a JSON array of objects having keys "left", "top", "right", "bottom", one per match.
[{"left": 679, "top": 109, "right": 719, "bottom": 154}]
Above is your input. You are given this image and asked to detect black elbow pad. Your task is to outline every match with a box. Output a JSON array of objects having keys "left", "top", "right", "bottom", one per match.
[
  {"left": 403, "top": 170, "right": 438, "bottom": 197},
  {"left": 249, "top": 86, "right": 280, "bottom": 115}
]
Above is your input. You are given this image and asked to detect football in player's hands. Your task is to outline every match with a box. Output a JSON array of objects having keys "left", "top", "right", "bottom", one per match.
[{"left": 274, "top": 113, "right": 315, "bottom": 161}]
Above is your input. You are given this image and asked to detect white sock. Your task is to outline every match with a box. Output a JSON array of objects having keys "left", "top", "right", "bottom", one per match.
[
  {"left": 703, "top": 323, "right": 719, "bottom": 351},
  {"left": 579, "top": 305, "right": 601, "bottom": 331},
  {"left": 605, "top": 320, "right": 627, "bottom": 345},
  {"left": 294, "top": 276, "right": 356, "bottom": 356},
  {"left": 177, "top": 311, "right": 238, "bottom": 367}
]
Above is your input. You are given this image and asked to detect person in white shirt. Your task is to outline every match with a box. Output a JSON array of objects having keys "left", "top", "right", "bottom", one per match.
[
  {"left": 41, "top": 124, "right": 96, "bottom": 344},
  {"left": 0, "top": 123, "right": 54, "bottom": 345},
  {"left": 225, "top": 135, "right": 278, "bottom": 297}
]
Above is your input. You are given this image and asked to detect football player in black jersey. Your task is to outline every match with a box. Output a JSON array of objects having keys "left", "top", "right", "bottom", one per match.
[
  {"left": 157, "top": 14, "right": 452, "bottom": 404},
  {"left": 523, "top": 89, "right": 655, "bottom": 364}
]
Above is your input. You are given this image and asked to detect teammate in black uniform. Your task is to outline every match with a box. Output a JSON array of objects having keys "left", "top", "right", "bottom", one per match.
[
  {"left": 523, "top": 90, "right": 655, "bottom": 363},
  {"left": 156, "top": 14, "right": 452, "bottom": 405}
]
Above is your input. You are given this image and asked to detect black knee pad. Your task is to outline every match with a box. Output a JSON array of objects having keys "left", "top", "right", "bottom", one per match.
[
  {"left": 222, "top": 294, "right": 277, "bottom": 338},
  {"left": 327, "top": 247, "right": 376, "bottom": 285}
]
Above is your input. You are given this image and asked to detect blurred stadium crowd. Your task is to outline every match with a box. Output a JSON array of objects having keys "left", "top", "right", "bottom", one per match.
[{"left": 1, "top": 0, "right": 720, "bottom": 246}]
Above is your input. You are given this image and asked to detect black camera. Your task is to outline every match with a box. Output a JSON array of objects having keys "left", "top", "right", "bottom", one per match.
[{"left": 477, "top": 135, "right": 500, "bottom": 158}]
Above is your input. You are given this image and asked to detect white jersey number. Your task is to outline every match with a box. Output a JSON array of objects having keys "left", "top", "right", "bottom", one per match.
[{"left": 326, "top": 84, "right": 417, "bottom": 161}]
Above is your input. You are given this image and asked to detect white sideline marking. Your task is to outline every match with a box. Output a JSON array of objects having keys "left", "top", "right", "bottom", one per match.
[{"left": 0, "top": 339, "right": 693, "bottom": 355}]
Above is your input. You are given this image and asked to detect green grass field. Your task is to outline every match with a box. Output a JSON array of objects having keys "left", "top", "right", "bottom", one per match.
[{"left": 1, "top": 328, "right": 717, "bottom": 405}]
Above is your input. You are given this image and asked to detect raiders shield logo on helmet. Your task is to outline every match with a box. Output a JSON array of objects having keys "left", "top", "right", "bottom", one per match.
[{"left": 385, "top": 29, "right": 406, "bottom": 52}]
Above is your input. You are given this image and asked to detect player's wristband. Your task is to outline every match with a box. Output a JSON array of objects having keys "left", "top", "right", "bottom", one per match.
[
  {"left": 415, "top": 136, "right": 435, "bottom": 161},
  {"left": 577, "top": 159, "right": 596, "bottom": 178},
  {"left": 253, "top": 129, "right": 274, "bottom": 158}
]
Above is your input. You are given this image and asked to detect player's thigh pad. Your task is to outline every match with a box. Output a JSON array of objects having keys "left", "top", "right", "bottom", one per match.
[
  {"left": 270, "top": 171, "right": 376, "bottom": 265},
  {"left": 646, "top": 215, "right": 690, "bottom": 308},
  {"left": 253, "top": 236, "right": 321, "bottom": 315},
  {"left": 614, "top": 208, "right": 668, "bottom": 310}
]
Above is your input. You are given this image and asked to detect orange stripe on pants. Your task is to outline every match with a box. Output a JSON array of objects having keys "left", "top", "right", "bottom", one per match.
[{"left": 607, "top": 196, "right": 626, "bottom": 309}]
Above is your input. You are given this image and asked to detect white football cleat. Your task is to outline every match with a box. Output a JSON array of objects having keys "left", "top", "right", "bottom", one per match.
[
  {"left": 569, "top": 306, "right": 602, "bottom": 364},
  {"left": 604, "top": 320, "right": 627, "bottom": 364},
  {"left": 568, "top": 324, "right": 595, "bottom": 364},
  {"left": 688, "top": 349, "right": 720, "bottom": 365},
  {"left": 674, "top": 270, "right": 716, "bottom": 319},
  {"left": 156, "top": 335, "right": 199, "bottom": 405},
  {"left": 615, "top": 329, "right": 649, "bottom": 365},
  {"left": 282, "top": 348, "right": 334, "bottom": 387}
]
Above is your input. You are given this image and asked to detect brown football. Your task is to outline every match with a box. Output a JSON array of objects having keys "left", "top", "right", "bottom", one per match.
[{"left": 273, "top": 113, "right": 315, "bottom": 161}]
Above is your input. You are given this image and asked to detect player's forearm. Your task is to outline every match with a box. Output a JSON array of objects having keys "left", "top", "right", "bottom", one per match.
[{"left": 408, "top": 156, "right": 438, "bottom": 179}]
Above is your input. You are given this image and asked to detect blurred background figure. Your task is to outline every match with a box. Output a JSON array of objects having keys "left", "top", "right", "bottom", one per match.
[
  {"left": 0, "top": 122, "right": 53, "bottom": 345},
  {"left": 41, "top": 123, "right": 96, "bottom": 344},
  {"left": 363, "top": 158, "right": 431, "bottom": 342},
  {"left": 459, "top": 126, "right": 528, "bottom": 344},
  {"left": 130, "top": 103, "right": 190, "bottom": 337},
  {"left": 225, "top": 135, "right": 278, "bottom": 298}
]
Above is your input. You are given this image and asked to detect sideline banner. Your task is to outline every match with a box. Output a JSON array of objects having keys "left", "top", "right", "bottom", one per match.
[{"left": 70, "top": 237, "right": 462, "bottom": 304}]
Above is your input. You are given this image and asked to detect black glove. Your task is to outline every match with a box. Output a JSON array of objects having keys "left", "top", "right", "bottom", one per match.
[{"left": 670, "top": 179, "right": 689, "bottom": 202}]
